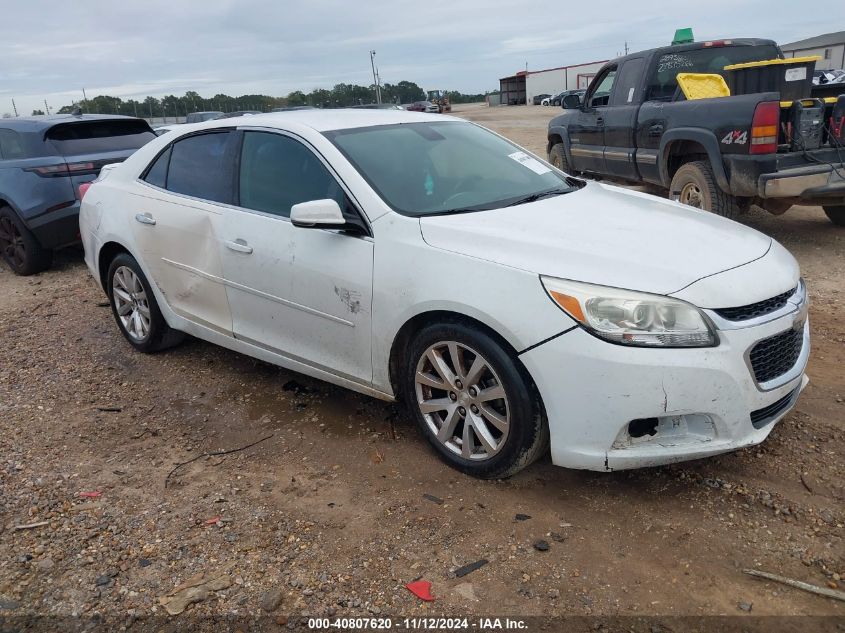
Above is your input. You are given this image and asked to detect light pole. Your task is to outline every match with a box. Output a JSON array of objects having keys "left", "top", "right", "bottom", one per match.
[{"left": 369, "top": 50, "right": 382, "bottom": 104}]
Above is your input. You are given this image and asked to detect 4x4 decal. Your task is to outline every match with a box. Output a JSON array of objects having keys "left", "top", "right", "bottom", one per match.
[{"left": 721, "top": 130, "right": 748, "bottom": 145}]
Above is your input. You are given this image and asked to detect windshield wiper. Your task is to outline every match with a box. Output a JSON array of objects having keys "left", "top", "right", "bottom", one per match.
[{"left": 504, "top": 187, "right": 570, "bottom": 208}]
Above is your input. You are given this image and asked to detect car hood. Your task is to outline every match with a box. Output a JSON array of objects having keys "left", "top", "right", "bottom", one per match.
[{"left": 419, "top": 182, "right": 772, "bottom": 296}]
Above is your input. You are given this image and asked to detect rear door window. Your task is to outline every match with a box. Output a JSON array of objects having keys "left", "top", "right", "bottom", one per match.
[
  {"left": 143, "top": 146, "right": 171, "bottom": 189},
  {"left": 610, "top": 58, "right": 645, "bottom": 105},
  {"left": 165, "top": 131, "right": 235, "bottom": 204},
  {"left": 46, "top": 120, "right": 156, "bottom": 155},
  {"left": 0, "top": 129, "right": 27, "bottom": 159}
]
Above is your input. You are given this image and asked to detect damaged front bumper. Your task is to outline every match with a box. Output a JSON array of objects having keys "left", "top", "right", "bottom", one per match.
[{"left": 519, "top": 305, "right": 809, "bottom": 471}]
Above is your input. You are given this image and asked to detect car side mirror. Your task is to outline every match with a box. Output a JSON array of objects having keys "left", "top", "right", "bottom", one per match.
[
  {"left": 562, "top": 94, "right": 581, "bottom": 109},
  {"left": 290, "top": 199, "right": 347, "bottom": 229}
]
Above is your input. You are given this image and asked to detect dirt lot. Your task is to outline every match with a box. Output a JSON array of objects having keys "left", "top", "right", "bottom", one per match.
[{"left": 1, "top": 104, "right": 843, "bottom": 630}]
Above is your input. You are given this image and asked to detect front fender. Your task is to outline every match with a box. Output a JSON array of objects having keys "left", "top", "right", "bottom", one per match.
[{"left": 659, "top": 128, "right": 732, "bottom": 194}]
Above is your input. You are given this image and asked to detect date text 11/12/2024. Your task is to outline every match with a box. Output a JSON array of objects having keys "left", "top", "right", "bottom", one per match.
[{"left": 306, "top": 617, "right": 528, "bottom": 630}]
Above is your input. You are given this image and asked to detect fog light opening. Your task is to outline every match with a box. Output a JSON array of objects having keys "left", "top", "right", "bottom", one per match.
[{"left": 629, "top": 417, "right": 659, "bottom": 438}]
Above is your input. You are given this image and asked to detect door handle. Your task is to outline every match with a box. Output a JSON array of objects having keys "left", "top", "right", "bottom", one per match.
[
  {"left": 134, "top": 213, "right": 156, "bottom": 226},
  {"left": 596, "top": 117, "right": 605, "bottom": 126},
  {"left": 225, "top": 239, "right": 253, "bottom": 254}
]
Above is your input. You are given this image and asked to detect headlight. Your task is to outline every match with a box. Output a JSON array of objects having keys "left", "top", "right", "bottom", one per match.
[{"left": 541, "top": 276, "right": 717, "bottom": 348}]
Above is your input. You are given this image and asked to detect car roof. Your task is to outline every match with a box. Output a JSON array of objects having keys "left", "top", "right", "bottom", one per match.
[
  {"left": 185, "top": 109, "right": 448, "bottom": 133},
  {"left": 0, "top": 113, "right": 144, "bottom": 132},
  {"left": 607, "top": 38, "right": 780, "bottom": 66}
]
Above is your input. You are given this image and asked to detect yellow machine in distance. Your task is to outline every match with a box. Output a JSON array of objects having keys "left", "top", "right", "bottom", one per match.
[{"left": 426, "top": 90, "right": 451, "bottom": 113}]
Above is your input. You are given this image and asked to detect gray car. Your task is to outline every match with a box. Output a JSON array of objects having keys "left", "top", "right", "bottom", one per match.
[{"left": 0, "top": 114, "right": 156, "bottom": 275}]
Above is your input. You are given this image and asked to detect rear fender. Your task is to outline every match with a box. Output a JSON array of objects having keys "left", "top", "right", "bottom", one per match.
[{"left": 659, "top": 128, "right": 731, "bottom": 194}]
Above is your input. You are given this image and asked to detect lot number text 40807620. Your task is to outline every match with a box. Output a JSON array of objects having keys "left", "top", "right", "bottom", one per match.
[{"left": 307, "top": 617, "right": 529, "bottom": 630}]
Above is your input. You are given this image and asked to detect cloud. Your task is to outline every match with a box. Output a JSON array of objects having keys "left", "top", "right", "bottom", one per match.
[{"left": 0, "top": 0, "right": 838, "bottom": 115}]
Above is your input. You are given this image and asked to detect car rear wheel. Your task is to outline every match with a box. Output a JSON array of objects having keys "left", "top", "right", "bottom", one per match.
[
  {"left": 670, "top": 160, "right": 739, "bottom": 219},
  {"left": 822, "top": 205, "right": 845, "bottom": 226},
  {"left": 403, "top": 322, "right": 548, "bottom": 479},
  {"left": 0, "top": 206, "right": 52, "bottom": 276},
  {"left": 548, "top": 143, "right": 571, "bottom": 174},
  {"left": 107, "top": 253, "right": 183, "bottom": 353}
]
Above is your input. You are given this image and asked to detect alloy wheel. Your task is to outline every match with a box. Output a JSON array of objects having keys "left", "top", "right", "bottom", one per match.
[
  {"left": 679, "top": 182, "right": 704, "bottom": 208},
  {"left": 112, "top": 266, "right": 151, "bottom": 341},
  {"left": 0, "top": 216, "right": 26, "bottom": 270},
  {"left": 414, "top": 341, "right": 510, "bottom": 461}
]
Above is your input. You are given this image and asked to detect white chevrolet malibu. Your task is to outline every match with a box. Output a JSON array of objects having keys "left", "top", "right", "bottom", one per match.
[{"left": 79, "top": 110, "right": 809, "bottom": 478}]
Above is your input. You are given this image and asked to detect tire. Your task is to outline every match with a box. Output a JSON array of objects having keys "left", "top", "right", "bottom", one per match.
[
  {"left": 548, "top": 142, "right": 571, "bottom": 174},
  {"left": 106, "top": 253, "right": 183, "bottom": 353},
  {"left": 823, "top": 205, "right": 845, "bottom": 226},
  {"left": 0, "top": 206, "right": 52, "bottom": 275},
  {"left": 670, "top": 160, "right": 739, "bottom": 219},
  {"left": 402, "top": 322, "right": 548, "bottom": 479}
]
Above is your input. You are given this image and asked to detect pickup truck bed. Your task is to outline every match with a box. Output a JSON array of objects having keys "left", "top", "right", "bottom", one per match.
[{"left": 547, "top": 38, "right": 845, "bottom": 225}]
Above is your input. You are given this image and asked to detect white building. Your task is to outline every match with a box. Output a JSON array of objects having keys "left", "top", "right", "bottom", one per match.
[
  {"left": 781, "top": 31, "right": 845, "bottom": 71},
  {"left": 499, "top": 60, "right": 608, "bottom": 105}
]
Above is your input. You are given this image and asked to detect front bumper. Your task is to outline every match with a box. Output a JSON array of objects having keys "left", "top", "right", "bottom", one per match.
[{"left": 520, "top": 305, "right": 809, "bottom": 471}]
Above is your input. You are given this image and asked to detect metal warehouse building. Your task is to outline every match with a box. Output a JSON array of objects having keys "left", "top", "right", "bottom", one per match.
[
  {"left": 781, "top": 31, "right": 845, "bottom": 71},
  {"left": 499, "top": 59, "right": 607, "bottom": 105}
]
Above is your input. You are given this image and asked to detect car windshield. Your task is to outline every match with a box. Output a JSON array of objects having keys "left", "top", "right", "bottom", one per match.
[{"left": 325, "top": 121, "right": 575, "bottom": 216}]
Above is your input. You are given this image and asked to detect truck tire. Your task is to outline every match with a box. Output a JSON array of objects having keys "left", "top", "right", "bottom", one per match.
[
  {"left": 822, "top": 205, "right": 845, "bottom": 226},
  {"left": 670, "top": 160, "right": 739, "bottom": 220},
  {"left": 548, "top": 143, "right": 571, "bottom": 174}
]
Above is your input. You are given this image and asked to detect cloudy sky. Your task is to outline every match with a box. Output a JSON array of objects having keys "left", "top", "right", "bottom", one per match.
[{"left": 0, "top": 0, "right": 838, "bottom": 115}]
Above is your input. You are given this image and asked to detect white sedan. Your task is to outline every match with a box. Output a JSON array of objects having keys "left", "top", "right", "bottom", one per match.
[{"left": 79, "top": 110, "right": 809, "bottom": 477}]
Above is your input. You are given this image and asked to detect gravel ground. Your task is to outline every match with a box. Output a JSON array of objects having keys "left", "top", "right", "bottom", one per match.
[{"left": 0, "top": 104, "right": 843, "bottom": 631}]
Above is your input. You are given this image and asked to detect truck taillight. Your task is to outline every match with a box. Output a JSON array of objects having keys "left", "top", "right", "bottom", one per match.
[
  {"left": 78, "top": 182, "right": 92, "bottom": 200},
  {"left": 750, "top": 101, "right": 780, "bottom": 154}
]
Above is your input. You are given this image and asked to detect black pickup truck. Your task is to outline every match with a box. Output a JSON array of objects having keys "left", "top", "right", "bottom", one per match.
[{"left": 547, "top": 39, "right": 845, "bottom": 225}]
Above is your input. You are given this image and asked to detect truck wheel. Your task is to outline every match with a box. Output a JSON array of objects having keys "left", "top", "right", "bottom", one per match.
[
  {"left": 548, "top": 143, "right": 571, "bottom": 174},
  {"left": 0, "top": 206, "right": 52, "bottom": 276},
  {"left": 822, "top": 205, "right": 845, "bottom": 226},
  {"left": 670, "top": 160, "right": 739, "bottom": 219}
]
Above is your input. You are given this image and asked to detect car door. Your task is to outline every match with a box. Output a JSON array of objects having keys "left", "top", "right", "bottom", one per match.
[
  {"left": 131, "top": 130, "right": 236, "bottom": 335},
  {"left": 602, "top": 57, "right": 645, "bottom": 181},
  {"left": 568, "top": 66, "right": 617, "bottom": 173},
  {"left": 218, "top": 129, "right": 374, "bottom": 384}
]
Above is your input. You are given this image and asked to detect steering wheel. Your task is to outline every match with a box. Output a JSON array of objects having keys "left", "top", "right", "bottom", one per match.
[{"left": 441, "top": 175, "right": 484, "bottom": 209}]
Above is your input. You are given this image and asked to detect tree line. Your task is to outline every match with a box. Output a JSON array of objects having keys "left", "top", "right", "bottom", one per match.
[{"left": 52, "top": 81, "right": 489, "bottom": 117}]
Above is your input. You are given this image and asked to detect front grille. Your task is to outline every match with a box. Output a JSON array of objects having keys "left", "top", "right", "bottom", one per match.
[
  {"left": 750, "top": 387, "right": 800, "bottom": 429},
  {"left": 715, "top": 287, "right": 796, "bottom": 321},
  {"left": 749, "top": 327, "right": 804, "bottom": 383}
]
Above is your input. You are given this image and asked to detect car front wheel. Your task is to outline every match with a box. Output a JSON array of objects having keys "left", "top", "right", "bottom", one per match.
[
  {"left": 403, "top": 322, "right": 548, "bottom": 479},
  {"left": 107, "top": 253, "right": 183, "bottom": 353}
]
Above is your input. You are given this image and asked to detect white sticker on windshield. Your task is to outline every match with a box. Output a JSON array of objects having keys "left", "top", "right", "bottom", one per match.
[{"left": 508, "top": 151, "right": 551, "bottom": 175}]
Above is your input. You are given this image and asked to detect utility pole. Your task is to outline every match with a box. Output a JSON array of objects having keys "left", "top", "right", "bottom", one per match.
[
  {"left": 82, "top": 87, "right": 88, "bottom": 107},
  {"left": 369, "top": 50, "right": 382, "bottom": 104},
  {"left": 624, "top": 41, "right": 629, "bottom": 55},
  {"left": 11, "top": 99, "right": 18, "bottom": 117},
  {"left": 44, "top": 100, "right": 50, "bottom": 115}
]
